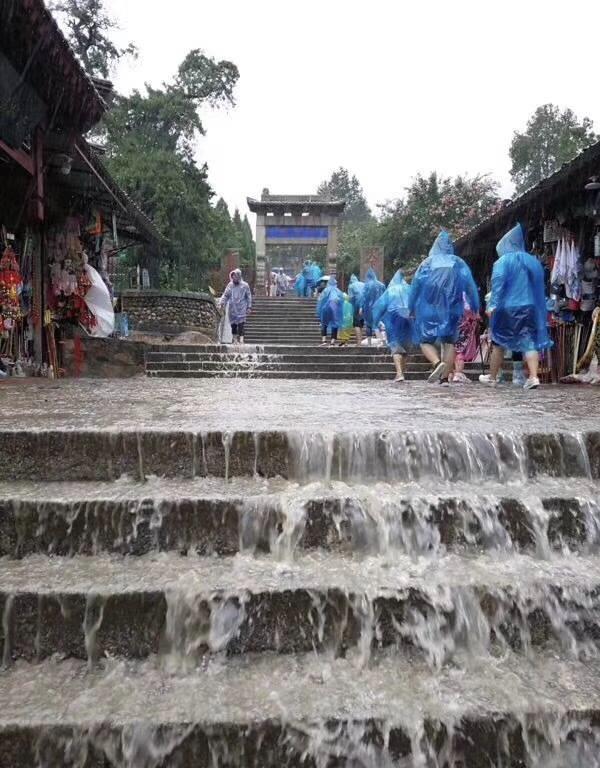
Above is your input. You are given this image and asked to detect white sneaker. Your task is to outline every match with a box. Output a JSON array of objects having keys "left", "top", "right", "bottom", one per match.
[
  {"left": 393, "top": 374, "right": 405, "bottom": 383},
  {"left": 523, "top": 376, "right": 540, "bottom": 390},
  {"left": 428, "top": 361, "right": 447, "bottom": 383},
  {"left": 479, "top": 374, "right": 497, "bottom": 385},
  {"left": 452, "top": 372, "right": 470, "bottom": 384}
]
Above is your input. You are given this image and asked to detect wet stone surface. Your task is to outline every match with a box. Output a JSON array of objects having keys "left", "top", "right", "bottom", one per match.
[
  {"left": 3, "top": 378, "right": 600, "bottom": 765},
  {"left": 1, "top": 378, "right": 600, "bottom": 432}
]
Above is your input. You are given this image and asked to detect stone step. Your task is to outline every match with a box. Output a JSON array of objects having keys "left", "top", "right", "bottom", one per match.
[
  {"left": 145, "top": 359, "right": 486, "bottom": 373},
  {"left": 148, "top": 344, "right": 407, "bottom": 355},
  {"left": 146, "top": 362, "right": 409, "bottom": 374},
  {"left": 1, "top": 477, "right": 598, "bottom": 558},
  {"left": 242, "top": 334, "right": 328, "bottom": 339},
  {"left": 145, "top": 370, "right": 487, "bottom": 382},
  {"left": 1, "top": 652, "right": 600, "bottom": 766},
  {"left": 1, "top": 428, "right": 596, "bottom": 482},
  {"left": 3, "top": 552, "right": 600, "bottom": 663},
  {"left": 146, "top": 349, "right": 404, "bottom": 367}
]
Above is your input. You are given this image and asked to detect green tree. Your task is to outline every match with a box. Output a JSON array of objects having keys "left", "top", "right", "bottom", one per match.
[
  {"left": 318, "top": 167, "right": 372, "bottom": 224},
  {"left": 50, "top": 0, "right": 136, "bottom": 78},
  {"left": 102, "top": 51, "right": 240, "bottom": 289},
  {"left": 509, "top": 104, "right": 598, "bottom": 194},
  {"left": 317, "top": 168, "right": 375, "bottom": 279},
  {"left": 378, "top": 172, "right": 501, "bottom": 272},
  {"left": 52, "top": 0, "right": 243, "bottom": 290}
]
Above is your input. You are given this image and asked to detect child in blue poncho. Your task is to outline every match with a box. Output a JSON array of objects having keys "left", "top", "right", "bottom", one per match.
[
  {"left": 409, "top": 230, "right": 479, "bottom": 385},
  {"left": 361, "top": 268, "right": 385, "bottom": 346},
  {"left": 347, "top": 274, "right": 365, "bottom": 345},
  {"left": 316, "top": 276, "right": 344, "bottom": 346},
  {"left": 372, "top": 269, "right": 412, "bottom": 382},
  {"left": 479, "top": 223, "right": 551, "bottom": 390}
]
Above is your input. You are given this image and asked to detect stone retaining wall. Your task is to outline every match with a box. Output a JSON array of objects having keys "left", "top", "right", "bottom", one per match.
[{"left": 121, "top": 290, "right": 218, "bottom": 336}]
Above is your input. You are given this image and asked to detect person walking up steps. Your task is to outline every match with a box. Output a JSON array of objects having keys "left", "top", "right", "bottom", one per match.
[
  {"left": 409, "top": 230, "right": 480, "bottom": 385},
  {"left": 317, "top": 275, "right": 344, "bottom": 346},
  {"left": 219, "top": 268, "right": 252, "bottom": 345},
  {"left": 361, "top": 268, "right": 385, "bottom": 346},
  {"left": 479, "top": 223, "right": 552, "bottom": 390},
  {"left": 372, "top": 269, "right": 412, "bottom": 382},
  {"left": 348, "top": 273, "right": 365, "bottom": 345}
]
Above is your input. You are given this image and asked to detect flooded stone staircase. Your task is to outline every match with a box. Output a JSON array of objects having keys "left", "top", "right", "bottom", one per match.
[
  {"left": 2, "top": 417, "right": 600, "bottom": 766},
  {"left": 145, "top": 296, "right": 488, "bottom": 380},
  {"left": 145, "top": 344, "right": 488, "bottom": 381}
]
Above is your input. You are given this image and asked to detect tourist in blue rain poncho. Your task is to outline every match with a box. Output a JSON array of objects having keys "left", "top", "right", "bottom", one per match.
[
  {"left": 301, "top": 260, "right": 314, "bottom": 297},
  {"left": 479, "top": 223, "right": 551, "bottom": 391},
  {"left": 361, "top": 268, "right": 385, "bottom": 345},
  {"left": 301, "top": 260, "right": 322, "bottom": 297},
  {"left": 348, "top": 274, "right": 365, "bottom": 345},
  {"left": 316, "top": 276, "right": 344, "bottom": 346},
  {"left": 310, "top": 262, "right": 323, "bottom": 287},
  {"left": 294, "top": 272, "right": 306, "bottom": 297},
  {"left": 409, "top": 230, "right": 479, "bottom": 385},
  {"left": 372, "top": 269, "right": 412, "bottom": 382}
]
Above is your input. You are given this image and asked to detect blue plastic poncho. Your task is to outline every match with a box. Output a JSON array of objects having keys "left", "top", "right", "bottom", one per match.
[
  {"left": 310, "top": 263, "right": 323, "bottom": 283},
  {"left": 361, "top": 268, "right": 385, "bottom": 329},
  {"left": 316, "top": 276, "right": 344, "bottom": 329},
  {"left": 408, "top": 230, "right": 480, "bottom": 343},
  {"left": 489, "top": 224, "right": 552, "bottom": 353},
  {"left": 294, "top": 273, "right": 306, "bottom": 297},
  {"left": 347, "top": 274, "right": 365, "bottom": 311},
  {"left": 372, "top": 269, "right": 412, "bottom": 349},
  {"left": 301, "top": 261, "right": 315, "bottom": 297}
]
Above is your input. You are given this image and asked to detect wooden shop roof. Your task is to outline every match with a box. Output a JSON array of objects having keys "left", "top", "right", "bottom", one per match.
[{"left": 0, "top": 0, "right": 106, "bottom": 135}]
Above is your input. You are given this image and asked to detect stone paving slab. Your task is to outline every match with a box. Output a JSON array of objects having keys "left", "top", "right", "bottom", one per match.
[{"left": 1, "top": 378, "right": 599, "bottom": 432}]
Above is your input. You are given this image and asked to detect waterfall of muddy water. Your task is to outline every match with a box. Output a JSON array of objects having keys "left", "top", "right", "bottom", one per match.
[
  {"left": 4, "top": 408, "right": 600, "bottom": 764},
  {"left": 286, "top": 430, "right": 554, "bottom": 483},
  {"left": 211, "top": 350, "right": 281, "bottom": 378}
]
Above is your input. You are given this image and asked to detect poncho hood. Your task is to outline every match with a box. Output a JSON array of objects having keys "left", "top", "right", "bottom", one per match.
[{"left": 497, "top": 224, "right": 526, "bottom": 257}]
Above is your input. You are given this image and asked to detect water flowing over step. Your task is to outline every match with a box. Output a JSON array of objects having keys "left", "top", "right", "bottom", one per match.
[
  {"left": 2, "top": 478, "right": 600, "bottom": 558},
  {"left": 4, "top": 552, "right": 600, "bottom": 665},
  {"left": 2, "top": 428, "right": 598, "bottom": 482},
  {"left": 2, "top": 652, "right": 600, "bottom": 767},
  {"left": 146, "top": 345, "right": 459, "bottom": 381},
  {"left": 4, "top": 380, "right": 600, "bottom": 766},
  {"left": 146, "top": 294, "right": 487, "bottom": 379}
]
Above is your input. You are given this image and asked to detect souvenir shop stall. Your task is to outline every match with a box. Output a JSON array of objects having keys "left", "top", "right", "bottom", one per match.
[
  {"left": 0, "top": 0, "right": 161, "bottom": 378},
  {"left": 458, "top": 139, "right": 600, "bottom": 384},
  {"left": 0, "top": 142, "right": 161, "bottom": 378}
]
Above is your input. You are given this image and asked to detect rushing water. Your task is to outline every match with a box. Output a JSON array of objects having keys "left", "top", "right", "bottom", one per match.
[{"left": 2, "top": 381, "right": 600, "bottom": 765}]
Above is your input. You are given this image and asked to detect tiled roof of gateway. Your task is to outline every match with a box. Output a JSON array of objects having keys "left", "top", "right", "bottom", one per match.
[
  {"left": 247, "top": 195, "right": 346, "bottom": 213},
  {"left": 457, "top": 138, "right": 600, "bottom": 249}
]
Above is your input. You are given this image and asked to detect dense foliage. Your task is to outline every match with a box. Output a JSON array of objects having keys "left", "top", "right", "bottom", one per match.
[
  {"left": 50, "top": 0, "right": 137, "bottom": 78},
  {"left": 319, "top": 169, "right": 501, "bottom": 278},
  {"left": 378, "top": 172, "right": 501, "bottom": 273},
  {"left": 510, "top": 104, "right": 597, "bottom": 194},
  {"left": 54, "top": 0, "right": 248, "bottom": 290}
]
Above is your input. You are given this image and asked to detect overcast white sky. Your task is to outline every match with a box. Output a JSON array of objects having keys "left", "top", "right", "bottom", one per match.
[{"left": 105, "top": 0, "right": 600, "bottom": 222}]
